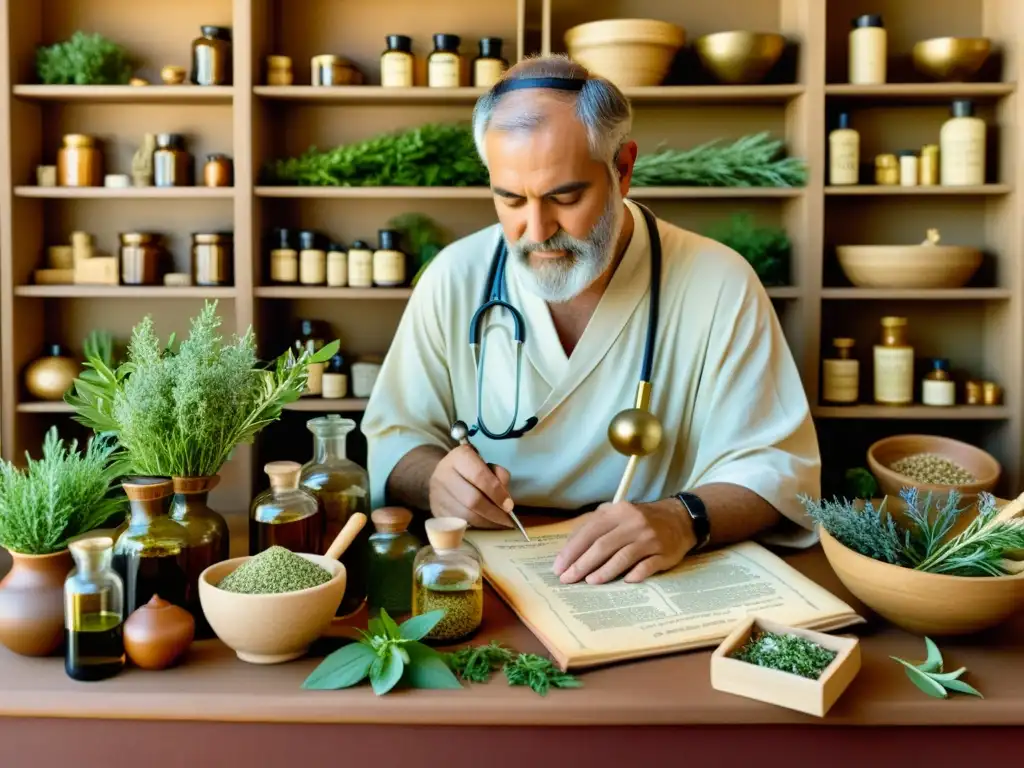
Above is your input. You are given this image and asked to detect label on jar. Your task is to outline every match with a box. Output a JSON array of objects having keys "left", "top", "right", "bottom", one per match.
[
  {"left": 829, "top": 143, "right": 859, "bottom": 185},
  {"left": 373, "top": 250, "right": 406, "bottom": 286},
  {"left": 822, "top": 360, "right": 859, "bottom": 403},
  {"left": 327, "top": 252, "right": 348, "bottom": 287},
  {"left": 300, "top": 250, "right": 326, "bottom": 285},
  {"left": 322, "top": 372, "right": 348, "bottom": 399},
  {"left": 474, "top": 58, "right": 506, "bottom": 88},
  {"left": 428, "top": 52, "right": 461, "bottom": 87},
  {"left": 271, "top": 249, "right": 298, "bottom": 283},
  {"left": 381, "top": 52, "right": 414, "bottom": 87},
  {"left": 349, "top": 251, "right": 373, "bottom": 287},
  {"left": 848, "top": 28, "right": 886, "bottom": 85},
  {"left": 922, "top": 379, "right": 955, "bottom": 407},
  {"left": 940, "top": 133, "right": 985, "bottom": 186},
  {"left": 873, "top": 346, "right": 913, "bottom": 404}
]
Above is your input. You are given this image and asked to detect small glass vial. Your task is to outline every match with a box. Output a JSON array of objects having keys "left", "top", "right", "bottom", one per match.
[
  {"left": 373, "top": 229, "right": 406, "bottom": 286},
  {"left": 299, "top": 230, "right": 327, "bottom": 285},
  {"left": 348, "top": 240, "right": 374, "bottom": 287},
  {"left": 413, "top": 518, "right": 483, "bottom": 643},
  {"left": 965, "top": 380, "right": 983, "bottom": 405},
  {"left": 828, "top": 112, "right": 859, "bottom": 186},
  {"left": 849, "top": 14, "right": 886, "bottom": 84},
  {"left": 270, "top": 228, "right": 298, "bottom": 284},
  {"left": 249, "top": 461, "right": 324, "bottom": 557},
  {"left": 381, "top": 35, "right": 414, "bottom": 87},
  {"left": 874, "top": 154, "right": 898, "bottom": 185},
  {"left": 327, "top": 243, "right": 348, "bottom": 287},
  {"left": 65, "top": 536, "right": 125, "bottom": 682},
  {"left": 154, "top": 134, "right": 192, "bottom": 187},
  {"left": 873, "top": 316, "right": 914, "bottom": 405},
  {"left": 921, "top": 358, "right": 955, "bottom": 407},
  {"left": 898, "top": 150, "right": 918, "bottom": 186},
  {"left": 822, "top": 338, "right": 859, "bottom": 404},
  {"left": 368, "top": 507, "right": 422, "bottom": 621},
  {"left": 322, "top": 352, "right": 349, "bottom": 399},
  {"left": 428, "top": 34, "right": 462, "bottom": 88},
  {"left": 920, "top": 144, "right": 939, "bottom": 186},
  {"left": 191, "top": 25, "right": 232, "bottom": 86},
  {"left": 473, "top": 37, "right": 507, "bottom": 87}
]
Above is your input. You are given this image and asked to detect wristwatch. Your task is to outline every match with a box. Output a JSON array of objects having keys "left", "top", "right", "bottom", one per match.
[{"left": 674, "top": 491, "right": 711, "bottom": 553}]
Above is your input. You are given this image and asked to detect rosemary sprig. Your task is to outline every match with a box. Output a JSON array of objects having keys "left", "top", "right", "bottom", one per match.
[
  {"left": 445, "top": 642, "right": 582, "bottom": 696},
  {"left": 446, "top": 641, "right": 513, "bottom": 683}
]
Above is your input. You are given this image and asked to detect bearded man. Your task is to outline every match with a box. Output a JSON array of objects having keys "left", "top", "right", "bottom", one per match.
[{"left": 361, "top": 54, "right": 821, "bottom": 585}]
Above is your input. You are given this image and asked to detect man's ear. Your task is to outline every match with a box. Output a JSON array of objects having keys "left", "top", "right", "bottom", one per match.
[{"left": 614, "top": 140, "right": 638, "bottom": 192}]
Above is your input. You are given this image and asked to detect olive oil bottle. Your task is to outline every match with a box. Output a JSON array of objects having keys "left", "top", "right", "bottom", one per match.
[{"left": 64, "top": 536, "right": 125, "bottom": 682}]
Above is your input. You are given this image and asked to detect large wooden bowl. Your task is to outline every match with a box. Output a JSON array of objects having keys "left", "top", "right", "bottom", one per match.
[
  {"left": 565, "top": 19, "right": 686, "bottom": 88},
  {"left": 199, "top": 554, "right": 346, "bottom": 664},
  {"left": 694, "top": 31, "right": 786, "bottom": 84},
  {"left": 867, "top": 434, "right": 1001, "bottom": 509},
  {"left": 913, "top": 37, "right": 991, "bottom": 81},
  {"left": 835, "top": 243, "right": 982, "bottom": 289},
  {"left": 819, "top": 521, "right": 1024, "bottom": 636}
]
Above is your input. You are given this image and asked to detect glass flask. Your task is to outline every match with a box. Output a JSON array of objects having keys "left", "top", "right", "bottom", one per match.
[
  {"left": 64, "top": 536, "right": 125, "bottom": 681},
  {"left": 367, "top": 507, "right": 421, "bottom": 621},
  {"left": 113, "top": 478, "right": 192, "bottom": 617},
  {"left": 250, "top": 461, "right": 324, "bottom": 556},
  {"left": 300, "top": 415, "right": 371, "bottom": 617},
  {"left": 412, "top": 518, "right": 483, "bottom": 644}
]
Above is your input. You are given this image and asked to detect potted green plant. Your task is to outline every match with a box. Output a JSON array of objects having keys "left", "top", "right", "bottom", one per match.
[
  {"left": 65, "top": 300, "right": 338, "bottom": 635},
  {"left": 0, "top": 427, "right": 124, "bottom": 656}
]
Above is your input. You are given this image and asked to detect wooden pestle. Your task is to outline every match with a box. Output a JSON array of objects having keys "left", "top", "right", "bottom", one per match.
[{"left": 324, "top": 512, "right": 367, "bottom": 561}]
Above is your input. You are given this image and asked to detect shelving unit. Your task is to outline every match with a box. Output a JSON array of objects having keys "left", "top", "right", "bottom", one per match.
[{"left": 0, "top": 0, "right": 1020, "bottom": 519}]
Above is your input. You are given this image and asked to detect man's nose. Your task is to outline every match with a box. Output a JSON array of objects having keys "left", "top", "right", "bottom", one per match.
[{"left": 524, "top": 202, "right": 556, "bottom": 245}]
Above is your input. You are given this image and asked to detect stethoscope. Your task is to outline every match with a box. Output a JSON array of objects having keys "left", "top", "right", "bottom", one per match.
[{"left": 464, "top": 202, "right": 663, "bottom": 450}]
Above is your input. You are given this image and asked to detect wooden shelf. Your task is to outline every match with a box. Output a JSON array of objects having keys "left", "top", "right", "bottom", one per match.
[
  {"left": 825, "top": 184, "right": 1011, "bottom": 196},
  {"left": 255, "top": 186, "right": 803, "bottom": 199},
  {"left": 820, "top": 288, "right": 1013, "bottom": 300},
  {"left": 766, "top": 287, "right": 801, "bottom": 299},
  {"left": 283, "top": 398, "right": 369, "bottom": 412},
  {"left": 812, "top": 405, "right": 1011, "bottom": 420},
  {"left": 15, "top": 286, "right": 237, "bottom": 298},
  {"left": 15, "top": 186, "right": 235, "bottom": 199},
  {"left": 255, "top": 287, "right": 412, "bottom": 299},
  {"left": 16, "top": 402, "right": 74, "bottom": 414},
  {"left": 825, "top": 83, "right": 1015, "bottom": 100},
  {"left": 13, "top": 85, "right": 234, "bottom": 104}
]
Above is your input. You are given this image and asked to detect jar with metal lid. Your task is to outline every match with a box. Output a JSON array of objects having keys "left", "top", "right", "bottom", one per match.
[
  {"left": 874, "top": 153, "right": 898, "bottom": 185},
  {"left": 299, "top": 230, "right": 326, "bottom": 285},
  {"left": 428, "top": 34, "right": 462, "bottom": 87},
  {"left": 119, "top": 232, "right": 165, "bottom": 286},
  {"left": 154, "top": 134, "right": 192, "bottom": 187},
  {"left": 373, "top": 229, "right": 406, "bottom": 286},
  {"left": 269, "top": 228, "right": 298, "bottom": 284},
  {"left": 266, "top": 55, "right": 293, "bottom": 86},
  {"left": 381, "top": 35, "right": 414, "bottom": 87},
  {"left": 191, "top": 25, "right": 232, "bottom": 86},
  {"left": 311, "top": 55, "right": 363, "bottom": 86},
  {"left": 921, "top": 358, "right": 955, "bottom": 407},
  {"left": 873, "top": 316, "right": 913, "bottom": 405},
  {"left": 192, "top": 232, "right": 233, "bottom": 286},
  {"left": 473, "top": 38, "right": 507, "bottom": 88},
  {"left": 203, "top": 154, "right": 232, "bottom": 187},
  {"left": 57, "top": 134, "right": 103, "bottom": 187}
]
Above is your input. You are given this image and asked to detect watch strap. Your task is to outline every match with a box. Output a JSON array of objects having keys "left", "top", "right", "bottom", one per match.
[{"left": 674, "top": 492, "right": 711, "bottom": 552}]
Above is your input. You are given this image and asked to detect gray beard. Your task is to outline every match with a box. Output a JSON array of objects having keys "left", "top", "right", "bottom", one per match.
[{"left": 505, "top": 190, "right": 624, "bottom": 303}]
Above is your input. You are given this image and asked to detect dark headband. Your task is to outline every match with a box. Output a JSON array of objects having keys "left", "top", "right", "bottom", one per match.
[{"left": 492, "top": 76, "right": 587, "bottom": 97}]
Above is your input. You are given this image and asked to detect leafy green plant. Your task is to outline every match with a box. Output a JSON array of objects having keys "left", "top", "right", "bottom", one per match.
[
  {"left": 843, "top": 467, "right": 879, "bottom": 500},
  {"left": 35, "top": 31, "right": 133, "bottom": 85},
  {"left": 631, "top": 132, "right": 807, "bottom": 188},
  {"left": 385, "top": 212, "right": 452, "bottom": 285},
  {"left": 0, "top": 427, "right": 125, "bottom": 555},
  {"left": 446, "top": 640, "right": 582, "bottom": 696},
  {"left": 83, "top": 330, "right": 117, "bottom": 369},
  {"left": 263, "top": 123, "right": 489, "bottom": 187},
  {"left": 891, "top": 637, "right": 982, "bottom": 698},
  {"left": 302, "top": 609, "right": 462, "bottom": 695},
  {"left": 703, "top": 213, "right": 790, "bottom": 285},
  {"left": 800, "top": 487, "right": 1024, "bottom": 576},
  {"left": 65, "top": 300, "right": 338, "bottom": 478}
]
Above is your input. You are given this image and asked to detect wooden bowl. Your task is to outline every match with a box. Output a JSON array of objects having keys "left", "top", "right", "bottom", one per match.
[
  {"left": 564, "top": 19, "right": 686, "bottom": 88},
  {"left": 819, "top": 522, "right": 1024, "bottom": 636},
  {"left": 835, "top": 244, "right": 982, "bottom": 289},
  {"left": 867, "top": 434, "right": 1001, "bottom": 509},
  {"left": 913, "top": 37, "right": 991, "bottom": 82},
  {"left": 694, "top": 31, "right": 786, "bottom": 84},
  {"left": 198, "top": 554, "right": 346, "bottom": 664}
]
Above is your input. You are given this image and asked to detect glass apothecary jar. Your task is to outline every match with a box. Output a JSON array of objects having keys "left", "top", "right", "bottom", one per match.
[
  {"left": 154, "top": 134, "right": 192, "bottom": 187},
  {"left": 191, "top": 25, "right": 232, "bottom": 86},
  {"left": 57, "top": 134, "right": 102, "bottom": 187},
  {"left": 250, "top": 461, "right": 324, "bottom": 556},
  {"left": 192, "top": 232, "right": 233, "bottom": 286},
  {"left": 413, "top": 518, "right": 483, "bottom": 643},
  {"left": 300, "top": 415, "right": 371, "bottom": 617},
  {"left": 368, "top": 507, "right": 421, "bottom": 621},
  {"left": 64, "top": 536, "right": 125, "bottom": 682}
]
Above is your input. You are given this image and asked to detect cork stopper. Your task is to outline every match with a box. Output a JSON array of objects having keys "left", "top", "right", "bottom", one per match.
[
  {"left": 371, "top": 507, "right": 413, "bottom": 534},
  {"left": 265, "top": 461, "right": 301, "bottom": 489},
  {"left": 425, "top": 517, "right": 467, "bottom": 550},
  {"left": 122, "top": 477, "right": 174, "bottom": 502}
]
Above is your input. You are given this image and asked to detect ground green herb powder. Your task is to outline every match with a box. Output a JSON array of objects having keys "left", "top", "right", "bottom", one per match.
[
  {"left": 218, "top": 546, "right": 333, "bottom": 594},
  {"left": 730, "top": 631, "right": 837, "bottom": 680}
]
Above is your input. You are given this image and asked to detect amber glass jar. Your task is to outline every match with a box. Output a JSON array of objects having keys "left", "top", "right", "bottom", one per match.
[
  {"left": 250, "top": 462, "right": 324, "bottom": 556},
  {"left": 57, "top": 134, "right": 102, "bottom": 187},
  {"left": 119, "top": 232, "right": 164, "bottom": 285},
  {"left": 154, "top": 134, "right": 192, "bottom": 187},
  {"left": 203, "top": 154, "right": 232, "bottom": 187},
  {"left": 192, "top": 232, "right": 233, "bottom": 286},
  {"left": 191, "top": 26, "right": 232, "bottom": 86}
]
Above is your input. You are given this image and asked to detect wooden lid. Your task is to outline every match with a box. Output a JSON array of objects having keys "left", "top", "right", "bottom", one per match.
[
  {"left": 371, "top": 507, "right": 413, "bottom": 533},
  {"left": 122, "top": 477, "right": 174, "bottom": 502},
  {"left": 171, "top": 475, "right": 220, "bottom": 494},
  {"left": 425, "top": 517, "right": 467, "bottom": 550},
  {"left": 265, "top": 461, "right": 301, "bottom": 489}
]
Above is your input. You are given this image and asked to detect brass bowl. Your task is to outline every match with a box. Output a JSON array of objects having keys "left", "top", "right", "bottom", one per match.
[
  {"left": 694, "top": 31, "right": 786, "bottom": 84},
  {"left": 912, "top": 37, "right": 991, "bottom": 81}
]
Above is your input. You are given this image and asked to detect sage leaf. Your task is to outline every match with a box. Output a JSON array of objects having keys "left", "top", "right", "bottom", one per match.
[
  {"left": 403, "top": 642, "right": 463, "bottom": 690},
  {"left": 310, "top": 340, "right": 340, "bottom": 364},
  {"left": 301, "top": 642, "right": 377, "bottom": 690},
  {"left": 371, "top": 645, "right": 405, "bottom": 696},
  {"left": 891, "top": 657, "right": 948, "bottom": 698},
  {"left": 367, "top": 618, "right": 385, "bottom": 638},
  {"left": 399, "top": 609, "right": 445, "bottom": 641},
  {"left": 379, "top": 609, "right": 402, "bottom": 640},
  {"left": 919, "top": 637, "right": 943, "bottom": 673},
  {"left": 940, "top": 678, "right": 984, "bottom": 698},
  {"left": 928, "top": 667, "right": 967, "bottom": 682}
]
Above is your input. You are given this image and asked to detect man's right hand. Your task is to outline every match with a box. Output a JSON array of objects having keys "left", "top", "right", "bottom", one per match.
[{"left": 428, "top": 445, "right": 515, "bottom": 529}]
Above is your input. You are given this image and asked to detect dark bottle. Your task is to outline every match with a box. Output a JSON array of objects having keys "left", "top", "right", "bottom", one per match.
[
  {"left": 250, "top": 461, "right": 324, "bottom": 556},
  {"left": 191, "top": 25, "right": 232, "bottom": 86},
  {"left": 473, "top": 37, "right": 507, "bottom": 87},
  {"left": 64, "top": 535, "right": 125, "bottom": 682},
  {"left": 368, "top": 507, "right": 421, "bottom": 622},
  {"left": 153, "top": 133, "right": 192, "bottom": 187}
]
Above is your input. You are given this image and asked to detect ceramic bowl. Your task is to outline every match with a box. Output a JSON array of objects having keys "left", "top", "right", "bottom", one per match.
[
  {"left": 867, "top": 434, "right": 1001, "bottom": 509},
  {"left": 912, "top": 37, "right": 991, "bottom": 82},
  {"left": 160, "top": 65, "right": 186, "bottom": 85},
  {"left": 835, "top": 244, "right": 982, "bottom": 289},
  {"left": 564, "top": 18, "right": 686, "bottom": 88},
  {"left": 694, "top": 31, "right": 786, "bottom": 84},
  {"left": 198, "top": 554, "right": 346, "bottom": 664},
  {"left": 819, "top": 520, "right": 1024, "bottom": 636}
]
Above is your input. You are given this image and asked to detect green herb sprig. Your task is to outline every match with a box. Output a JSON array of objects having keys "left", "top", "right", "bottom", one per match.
[
  {"left": 302, "top": 609, "right": 462, "bottom": 695},
  {"left": 35, "top": 31, "right": 133, "bottom": 85},
  {"left": 446, "top": 641, "right": 582, "bottom": 696},
  {"left": 891, "top": 637, "right": 983, "bottom": 699}
]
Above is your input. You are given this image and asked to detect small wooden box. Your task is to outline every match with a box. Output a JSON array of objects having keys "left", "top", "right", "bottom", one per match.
[
  {"left": 74, "top": 256, "right": 118, "bottom": 285},
  {"left": 710, "top": 617, "right": 861, "bottom": 718}
]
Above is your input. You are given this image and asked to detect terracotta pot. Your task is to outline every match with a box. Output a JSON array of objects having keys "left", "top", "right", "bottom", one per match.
[
  {"left": 0, "top": 549, "right": 73, "bottom": 656},
  {"left": 124, "top": 594, "right": 195, "bottom": 670}
]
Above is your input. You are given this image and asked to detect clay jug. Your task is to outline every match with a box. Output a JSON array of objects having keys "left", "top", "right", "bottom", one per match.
[
  {"left": 0, "top": 549, "right": 73, "bottom": 656},
  {"left": 124, "top": 594, "right": 195, "bottom": 670}
]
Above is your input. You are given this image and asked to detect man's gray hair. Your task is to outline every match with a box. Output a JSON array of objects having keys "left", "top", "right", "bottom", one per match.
[{"left": 471, "top": 55, "right": 633, "bottom": 174}]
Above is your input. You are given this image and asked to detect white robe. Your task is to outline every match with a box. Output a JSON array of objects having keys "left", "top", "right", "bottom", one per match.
[{"left": 362, "top": 199, "right": 822, "bottom": 548}]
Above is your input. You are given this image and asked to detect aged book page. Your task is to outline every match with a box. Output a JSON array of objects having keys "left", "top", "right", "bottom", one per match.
[{"left": 465, "top": 521, "right": 864, "bottom": 671}]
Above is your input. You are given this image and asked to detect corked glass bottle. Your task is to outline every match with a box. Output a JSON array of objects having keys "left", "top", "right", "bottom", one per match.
[
  {"left": 250, "top": 461, "right": 324, "bottom": 556},
  {"left": 64, "top": 536, "right": 125, "bottom": 682},
  {"left": 367, "top": 507, "right": 421, "bottom": 622},
  {"left": 412, "top": 518, "right": 483, "bottom": 644},
  {"left": 873, "top": 316, "right": 914, "bottom": 405}
]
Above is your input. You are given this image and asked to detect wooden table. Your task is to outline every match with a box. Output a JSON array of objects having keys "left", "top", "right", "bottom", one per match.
[{"left": 2, "top": 546, "right": 1023, "bottom": 768}]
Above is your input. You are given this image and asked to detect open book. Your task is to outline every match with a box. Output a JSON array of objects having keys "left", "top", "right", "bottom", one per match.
[{"left": 465, "top": 520, "right": 864, "bottom": 671}]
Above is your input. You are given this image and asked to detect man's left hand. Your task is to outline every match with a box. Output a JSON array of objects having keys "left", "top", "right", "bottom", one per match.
[{"left": 552, "top": 499, "right": 698, "bottom": 585}]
